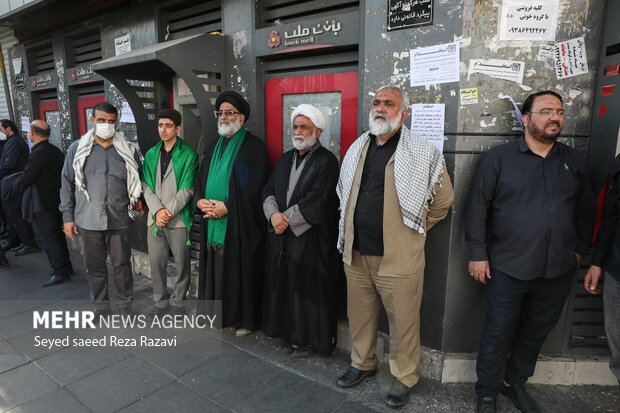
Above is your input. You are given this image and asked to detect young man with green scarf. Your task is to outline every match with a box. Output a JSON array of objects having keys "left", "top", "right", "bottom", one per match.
[
  {"left": 194, "top": 91, "right": 270, "bottom": 337},
  {"left": 142, "top": 109, "right": 198, "bottom": 317}
]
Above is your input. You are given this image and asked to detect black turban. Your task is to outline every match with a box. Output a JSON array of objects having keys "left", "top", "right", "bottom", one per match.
[{"left": 215, "top": 91, "right": 250, "bottom": 121}]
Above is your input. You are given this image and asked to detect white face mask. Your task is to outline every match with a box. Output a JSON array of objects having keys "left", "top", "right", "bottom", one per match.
[
  {"left": 95, "top": 123, "right": 115, "bottom": 140},
  {"left": 0, "top": 132, "right": 6, "bottom": 141}
]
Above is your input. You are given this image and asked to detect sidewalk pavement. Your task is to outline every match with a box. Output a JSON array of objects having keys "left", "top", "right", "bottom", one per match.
[{"left": 0, "top": 248, "right": 617, "bottom": 413}]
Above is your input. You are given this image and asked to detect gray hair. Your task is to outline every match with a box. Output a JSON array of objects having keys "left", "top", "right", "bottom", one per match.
[{"left": 375, "top": 85, "right": 410, "bottom": 112}]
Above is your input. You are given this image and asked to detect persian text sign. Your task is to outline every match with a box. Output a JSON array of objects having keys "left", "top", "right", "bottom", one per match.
[
  {"left": 388, "top": 0, "right": 433, "bottom": 31},
  {"left": 554, "top": 37, "right": 588, "bottom": 80},
  {"left": 499, "top": 0, "right": 559, "bottom": 41}
]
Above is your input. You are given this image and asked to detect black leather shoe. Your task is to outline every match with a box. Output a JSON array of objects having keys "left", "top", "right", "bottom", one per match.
[
  {"left": 3, "top": 241, "right": 22, "bottom": 251},
  {"left": 118, "top": 306, "right": 136, "bottom": 317},
  {"left": 385, "top": 379, "right": 412, "bottom": 408},
  {"left": 500, "top": 382, "right": 541, "bottom": 413},
  {"left": 145, "top": 307, "right": 167, "bottom": 321},
  {"left": 476, "top": 396, "right": 496, "bottom": 413},
  {"left": 42, "top": 273, "right": 70, "bottom": 287},
  {"left": 336, "top": 367, "right": 377, "bottom": 388},
  {"left": 14, "top": 245, "right": 40, "bottom": 256},
  {"left": 0, "top": 259, "right": 8, "bottom": 267}
]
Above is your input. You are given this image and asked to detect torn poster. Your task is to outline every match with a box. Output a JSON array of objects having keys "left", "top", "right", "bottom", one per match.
[
  {"left": 410, "top": 42, "right": 460, "bottom": 87},
  {"left": 468, "top": 59, "right": 525, "bottom": 84},
  {"left": 460, "top": 88, "right": 479, "bottom": 105},
  {"left": 554, "top": 37, "right": 588, "bottom": 80},
  {"left": 410, "top": 103, "right": 445, "bottom": 153},
  {"left": 499, "top": 0, "right": 559, "bottom": 41}
]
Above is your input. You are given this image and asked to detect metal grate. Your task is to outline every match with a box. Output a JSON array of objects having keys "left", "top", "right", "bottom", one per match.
[
  {"left": 258, "top": 0, "right": 359, "bottom": 28},
  {"left": 66, "top": 30, "right": 102, "bottom": 67},
  {"left": 569, "top": 268, "right": 608, "bottom": 351},
  {"left": 26, "top": 41, "right": 54, "bottom": 74},
  {"left": 160, "top": 0, "right": 222, "bottom": 41}
]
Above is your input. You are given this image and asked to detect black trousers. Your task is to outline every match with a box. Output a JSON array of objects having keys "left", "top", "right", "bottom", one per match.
[
  {"left": 79, "top": 227, "right": 133, "bottom": 310},
  {"left": 34, "top": 211, "right": 72, "bottom": 276},
  {"left": 475, "top": 267, "right": 573, "bottom": 398},
  {"left": 4, "top": 198, "right": 35, "bottom": 248}
]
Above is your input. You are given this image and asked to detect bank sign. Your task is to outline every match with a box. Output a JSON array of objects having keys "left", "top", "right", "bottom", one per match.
[{"left": 256, "top": 11, "right": 358, "bottom": 56}]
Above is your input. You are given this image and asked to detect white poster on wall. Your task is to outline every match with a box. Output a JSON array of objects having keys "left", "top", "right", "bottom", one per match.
[
  {"left": 114, "top": 34, "right": 132, "bottom": 56},
  {"left": 410, "top": 42, "right": 460, "bottom": 87},
  {"left": 554, "top": 37, "right": 588, "bottom": 80},
  {"left": 120, "top": 102, "right": 136, "bottom": 124},
  {"left": 410, "top": 103, "right": 445, "bottom": 153},
  {"left": 468, "top": 59, "right": 525, "bottom": 84},
  {"left": 499, "top": 0, "right": 559, "bottom": 41}
]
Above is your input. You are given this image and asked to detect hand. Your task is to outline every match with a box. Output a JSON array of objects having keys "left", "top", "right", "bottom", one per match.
[
  {"left": 468, "top": 260, "right": 491, "bottom": 284},
  {"left": 64, "top": 222, "right": 78, "bottom": 241},
  {"left": 155, "top": 208, "right": 172, "bottom": 227},
  {"left": 206, "top": 199, "right": 228, "bottom": 219},
  {"left": 270, "top": 212, "right": 290, "bottom": 235},
  {"left": 584, "top": 265, "right": 603, "bottom": 295},
  {"left": 197, "top": 199, "right": 211, "bottom": 213},
  {"left": 131, "top": 199, "right": 146, "bottom": 221},
  {"left": 575, "top": 252, "right": 583, "bottom": 268}
]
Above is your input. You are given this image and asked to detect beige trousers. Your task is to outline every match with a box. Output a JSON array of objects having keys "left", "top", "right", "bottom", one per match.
[{"left": 345, "top": 249, "right": 425, "bottom": 388}]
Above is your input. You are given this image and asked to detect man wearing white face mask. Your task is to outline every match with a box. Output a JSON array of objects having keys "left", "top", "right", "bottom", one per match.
[
  {"left": 60, "top": 101, "right": 144, "bottom": 317},
  {"left": 262, "top": 104, "right": 340, "bottom": 357}
]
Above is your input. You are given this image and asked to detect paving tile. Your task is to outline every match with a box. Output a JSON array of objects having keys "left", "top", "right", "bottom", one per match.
[
  {"left": 180, "top": 351, "right": 345, "bottom": 412},
  {"left": 5, "top": 388, "right": 89, "bottom": 413},
  {"left": 332, "top": 400, "right": 379, "bottom": 413},
  {"left": 0, "top": 304, "right": 57, "bottom": 340},
  {"left": 67, "top": 356, "right": 174, "bottom": 413},
  {"left": 0, "top": 363, "right": 59, "bottom": 411},
  {"left": 0, "top": 337, "right": 27, "bottom": 374},
  {"left": 7, "top": 329, "right": 73, "bottom": 361},
  {"left": 35, "top": 345, "right": 131, "bottom": 386},
  {"left": 118, "top": 382, "right": 226, "bottom": 413}
]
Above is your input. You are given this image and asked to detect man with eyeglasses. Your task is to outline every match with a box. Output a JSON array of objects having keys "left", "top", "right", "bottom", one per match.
[
  {"left": 466, "top": 90, "right": 597, "bottom": 413},
  {"left": 142, "top": 109, "right": 198, "bottom": 318},
  {"left": 194, "top": 91, "right": 270, "bottom": 337}
]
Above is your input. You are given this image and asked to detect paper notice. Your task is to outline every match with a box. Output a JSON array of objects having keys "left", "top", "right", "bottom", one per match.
[
  {"left": 554, "top": 37, "right": 588, "bottom": 80},
  {"left": 21, "top": 116, "right": 30, "bottom": 132},
  {"left": 499, "top": 0, "right": 559, "bottom": 41},
  {"left": 468, "top": 59, "right": 525, "bottom": 84},
  {"left": 460, "top": 88, "right": 479, "bottom": 105},
  {"left": 114, "top": 34, "right": 132, "bottom": 56},
  {"left": 120, "top": 102, "right": 135, "bottom": 124},
  {"left": 410, "top": 42, "right": 460, "bottom": 87},
  {"left": 12, "top": 57, "right": 22, "bottom": 75},
  {"left": 410, "top": 103, "right": 445, "bottom": 153}
]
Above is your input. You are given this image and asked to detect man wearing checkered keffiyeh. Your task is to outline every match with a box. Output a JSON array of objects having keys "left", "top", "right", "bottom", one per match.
[{"left": 335, "top": 86, "right": 454, "bottom": 408}]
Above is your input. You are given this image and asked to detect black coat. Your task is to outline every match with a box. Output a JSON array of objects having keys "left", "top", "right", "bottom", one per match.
[
  {"left": 593, "top": 154, "right": 620, "bottom": 281},
  {"left": 0, "top": 133, "right": 29, "bottom": 179},
  {"left": 20, "top": 140, "right": 65, "bottom": 213}
]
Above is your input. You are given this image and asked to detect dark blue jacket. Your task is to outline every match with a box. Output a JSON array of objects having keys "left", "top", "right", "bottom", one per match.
[{"left": 0, "top": 132, "right": 29, "bottom": 179}]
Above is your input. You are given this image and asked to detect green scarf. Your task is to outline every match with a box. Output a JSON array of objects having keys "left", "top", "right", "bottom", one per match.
[
  {"left": 204, "top": 126, "right": 246, "bottom": 250},
  {"left": 142, "top": 137, "right": 199, "bottom": 245}
]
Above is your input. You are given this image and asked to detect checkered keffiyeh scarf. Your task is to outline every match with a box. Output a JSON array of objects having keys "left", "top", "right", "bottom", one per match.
[
  {"left": 73, "top": 129, "right": 142, "bottom": 206},
  {"left": 336, "top": 127, "right": 445, "bottom": 252}
]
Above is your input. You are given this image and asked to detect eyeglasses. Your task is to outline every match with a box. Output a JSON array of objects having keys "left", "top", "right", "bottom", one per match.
[
  {"left": 213, "top": 110, "right": 241, "bottom": 118},
  {"left": 529, "top": 110, "right": 565, "bottom": 117}
]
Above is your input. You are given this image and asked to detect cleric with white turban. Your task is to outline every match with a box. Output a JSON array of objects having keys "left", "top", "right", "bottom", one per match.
[{"left": 291, "top": 104, "right": 326, "bottom": 131}]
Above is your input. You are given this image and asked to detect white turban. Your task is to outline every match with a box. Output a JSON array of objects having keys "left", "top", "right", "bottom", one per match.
[{"left": 291, "top": 104, "right": 326, "bottom": 130}]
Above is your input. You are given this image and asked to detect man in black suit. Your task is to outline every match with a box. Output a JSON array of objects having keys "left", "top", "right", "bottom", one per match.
[
  {"left": 0, "top": 118, "right": 37, "bottom": 254},
  {"left": 20, "top": 120, "right": 73, "bottom": 286}
]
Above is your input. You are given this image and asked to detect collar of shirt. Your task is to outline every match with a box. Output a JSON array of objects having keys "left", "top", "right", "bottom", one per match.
[
  {"left": 519, "top": 135, "right": 559, "bottom": 158},
  {"left": 160, "top": 141, "right": 176, "bottom": 154},
  {"left": 369, "top": 127, "right": 402, "bottom": 148}
]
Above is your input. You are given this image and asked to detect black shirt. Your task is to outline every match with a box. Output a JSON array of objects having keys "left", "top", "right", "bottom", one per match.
[
  {"left": 353, "top": 129, "right": 401, "bottom": 256},
  {"left": 160, "top": 141, "right": 175, "bottom": 180},
  {"left": 20, "top": 140, "right": 65, "bottom": 212},
  {"left": 466, "top": 136, "right": 597, "bottom": 280},
  {"left": 592, "top": 154, "right": 620, "bottom": 282}
]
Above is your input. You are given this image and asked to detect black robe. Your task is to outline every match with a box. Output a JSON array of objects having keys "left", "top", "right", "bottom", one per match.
[
  {"left": 194, "top": 132, "right": 271, "bottom": 330},
  {"left": 262, "top": 146, "right": 341, "bottom": 356}
]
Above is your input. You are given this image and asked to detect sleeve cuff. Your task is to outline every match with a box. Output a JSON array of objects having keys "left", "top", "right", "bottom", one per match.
[{"left": 468, "top": 246, "right": 488, "bottom": 262}]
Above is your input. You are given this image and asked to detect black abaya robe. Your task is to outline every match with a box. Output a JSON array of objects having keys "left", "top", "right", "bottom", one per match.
[
  {"left": 262, "top": 146, "right": 341, "bottom": 356},
  {"left": 194, "top": 132, "right": 270, "bottom": 330}
]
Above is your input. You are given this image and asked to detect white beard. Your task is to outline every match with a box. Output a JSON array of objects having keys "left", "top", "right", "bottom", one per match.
[
  {"left": 218, "top": 116, "right": 243, "bottom": 137},
  {"left": 292, "top": 132, "right": 317, "bottom": 152},
  {"left": 368, "top": 110, "right": 402, "bottom": 136}
]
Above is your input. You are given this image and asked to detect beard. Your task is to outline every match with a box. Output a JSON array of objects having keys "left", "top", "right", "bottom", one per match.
[
  {"left": 526, "top": 119, "right": 562, "bottom": 142},
  {"left": 218, "top": 116, "right": 243, "bottom": 137},
  {"left": 292, "top": 131, "right": 317, "bottom": 152},
  {"left": 368, "top": 110, "right": 402, "bottom": 136}
]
